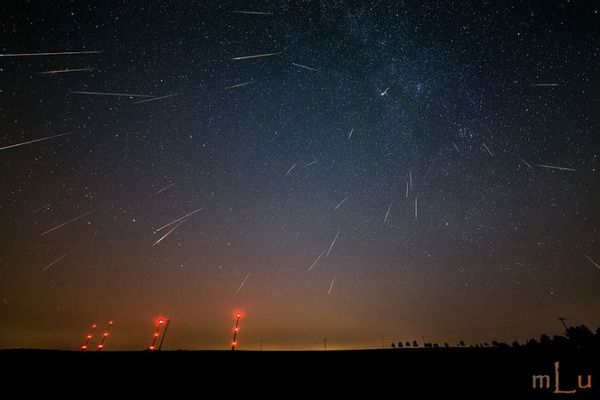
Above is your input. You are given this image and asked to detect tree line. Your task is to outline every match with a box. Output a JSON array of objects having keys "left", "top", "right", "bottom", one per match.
[{"left": 390, "top": 325, "right": 600, "bottom": 350}]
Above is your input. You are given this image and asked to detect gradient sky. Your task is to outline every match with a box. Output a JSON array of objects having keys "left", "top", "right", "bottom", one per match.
[{"left": 1, "top": 0, "right": 599, "bottom": 350}]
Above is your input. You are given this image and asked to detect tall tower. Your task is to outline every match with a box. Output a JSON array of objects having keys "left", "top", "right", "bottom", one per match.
[
  {"left": 231, "top": 312, "right": 242, "bottom": 350},
  {"left": 149, "top": 317, "right": 168, "bottom": 351},
  {"left": 96, "top": 321, "right": 114, "bottom": 350},
  {"left": 80, "top": 323, "right": 97, "bottom": 351}
]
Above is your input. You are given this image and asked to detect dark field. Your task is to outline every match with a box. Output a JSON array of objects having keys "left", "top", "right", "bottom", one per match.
[{"left": 3, "top": 346, "right": 598, "bottom": 398}]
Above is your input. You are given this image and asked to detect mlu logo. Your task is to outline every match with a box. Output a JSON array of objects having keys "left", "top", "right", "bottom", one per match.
[{"left": 532, "top": 361, "right": 592, "bottom": 394}]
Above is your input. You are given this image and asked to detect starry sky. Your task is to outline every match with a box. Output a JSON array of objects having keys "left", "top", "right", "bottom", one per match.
[{"left": 1, "top": 0, "right": 599, "bottom": 350}]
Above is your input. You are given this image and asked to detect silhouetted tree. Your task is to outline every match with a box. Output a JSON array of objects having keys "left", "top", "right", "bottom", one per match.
[
  {"left": 492, "top": 340, "right": 510, "bottom": 349},
  {"left": 539, "top": 334, "right": 551, "bottom": 346},
  {"left": 552, "top": 335, "right": 569, "bottom": 349},
  {"left": 391, "top": 343, "right": 396, "bottom": 348},
  {"left": 383, "top": 325, "right": 600, "bottom": 353},
  {"left": 565, "top": 325, "right": 594, "bottom": 347}
]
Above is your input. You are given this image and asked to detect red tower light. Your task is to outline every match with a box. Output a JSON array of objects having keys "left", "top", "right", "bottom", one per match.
[
  {"left": 80, "top": 323, "right": 97, "bottom": 351},
  {"left": 149, "top": 316, "right": 171, "bottom": 351},
  {"left": 231, "top": 312, "right": 243, "bottom": 350},
  {"left": 96, "top": 320, "right": 114, "bottom": 351}
]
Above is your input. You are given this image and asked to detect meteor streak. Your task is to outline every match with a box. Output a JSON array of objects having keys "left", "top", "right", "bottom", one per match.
[
  {"left": 334, "top": 197, "right": 348, "bottom": 211},
  {"left": 384, "top": 201, "right": 393, "bottom": 224},
  {"left": 328, "top": 273, "right": 336, "bottom": 295},
  {"left": 414, "top": 196, "right": 418, "bottom": 219},
  {"left": 232, "top": 10, "right": 272, "bottom": 15},
  {"left": 155, "top": 207, "right": 203, "bottom": 232},
  {"left": 155, "top": 183, "right": 175, "bottom": 195},
  {"left": 308, "top": 251, "right": 325, "bottom": 272},
  {"left": 326, "top": 230, "right": 340, "bottom": 258},
  {"left": 535, "top": 164, "right": 577, "bottom": 172},
  {"left": 69, "top": 91, "right": 156, "bottom": 98},
  {"left": 0, "top": 50, "right": 101, "bottom": 57},
  {"left": 225, "top": 81, "right": 254, "bottom": 90},
  {"left": 38, "top": 67, "right": 94, "bottom": 75},
  {"left": 133, "top": 94, "right": 178, "bottom": 104},
  {"left": 231, "top": 52, "right": 280, "bottom": 61},
  {"left": 236, "top": 272, "right": 251, "bottom": 293},
  {"left": 285, "top": 163, "right": 297, "bottom": 176},
  {"left": 0, "top": 131, "right": 74, "bottom": 152},
  {"left": 585, "top": 255, "right": 600, "bottom": 270},
  {"left": 292, "top": 62, "right": 319, "bottom": 72},
  {"left": 482, "top": 142, "right": 494, "bottom": 157},
  {"left": 42, "top": 254, "right": 67, "bottom": 271},
  {"left": 153, "top": 219, "right": 186, "bottom": 246},
  {"left": 519, "top": 157, "right": 533, "bottom": 169},
  {"left": 41, "top": 211, "right": 92, "bottom": 236},
  {"left": 33, "top": 204, "right": 51, "bottom": 213}
]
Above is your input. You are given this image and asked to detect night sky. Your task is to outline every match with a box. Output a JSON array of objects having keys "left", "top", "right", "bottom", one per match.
[{"left": 1, "top": 0, "right": 599, "bottom": 350}]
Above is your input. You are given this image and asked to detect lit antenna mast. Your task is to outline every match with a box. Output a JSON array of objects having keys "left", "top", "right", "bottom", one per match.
[
  {"left": 149, "top": 317, "right": 168, "bottom": 351},
  {"left": 80, "top": 323, "right": 97, "bottom": 351},
  {"left": 96, "top": 321, "right": 114, "bottom": 350},
  {"left": 158, "top": 319, "right": 171, "bottom": 351},
  {"left": 231, "top": 312, "right": 242, "bottom": 350}
]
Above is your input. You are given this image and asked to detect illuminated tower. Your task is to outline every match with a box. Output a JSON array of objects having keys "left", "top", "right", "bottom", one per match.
[
  {"left": 231, "top": 312, "right": 242, "bottom": 350},
  {"left": 80, "top": 323, "right": 97, "bottom": 351},
  {"left": 149, "top": 317, "right": 168, "bottom": 351},
  {"left": 96, "top": 321, "right": 114, "bottom": 351},
  {"left": 158, "top": 319, "right": 171, "bottom": 351}
]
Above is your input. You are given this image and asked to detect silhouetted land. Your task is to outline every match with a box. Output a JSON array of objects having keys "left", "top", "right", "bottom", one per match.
[{"left": 3, "top": 326, "right": 599, "bottom": 398}]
